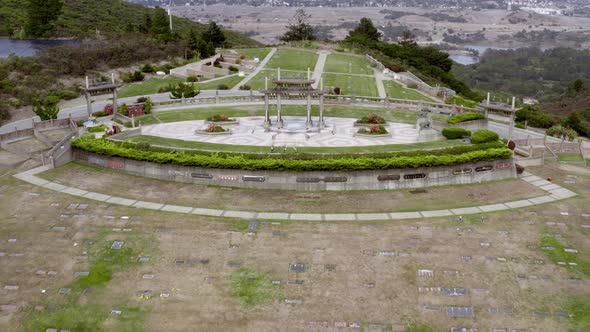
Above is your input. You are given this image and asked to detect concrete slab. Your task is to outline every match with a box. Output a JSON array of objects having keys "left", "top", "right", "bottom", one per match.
[
  {"left": 256, "top": 212, "right": 290, "bottom": 220},
  {"left": 389, "top": 212, "right": 422, "bottom": 220},
  {"left": 450, "top": 207, "right": 482, "bottom": 215},
  {"left": 478, "top": 204, "right": 509, "bottom": 212},
  {"left": 521, "top": 175, "right": 542, "bottom": 183},
  {"left": 61, "top": 187, "right": 89, "bottom": 196},
  {"left": 133, "top": 201, "right": 164, "bottom": 210},
  {"left": 539, "top": 184, "right": 561, "bottom": 191},
  {"left": 323, "top": 214, "right": 356, "bottom": 221},
  {"left": 106, "top": 196, "right": 137, "bottom": 206},
  {"left": 41, "top": 182, "right": 69, "bottom": 192},
  {"left": 420, "top": 210, "right": 453, "bottom": 218},
  {"left": 356, "top": 213, "right": 390, "bottom": 221},
  {"left": 24, "top": 176, "right": 49, "bottom": 186},
  {"left": 528, "top": 196, "right": 557, "bottom": 204},
  {"left": 290, "top": 213, "right": 323, "bottom": 221},
  {"left": 83, "top": 192, "right": 112, "bottom": 202},
  {"left": 223, "top": 210, "right": 257, "bottom": 219},
  {"left": 160, "top": 205, "right": 193, "bottom": 214},
  {"left": 190, "top": 208, "right": 224, "bottom": 217},
  {"left": 505, "top": 199, "right": 534, "bottom": 209},
  {"left": 530, "top": 179, "right": 552, "bottom": 187},
  {"left": 550, "top": 191, "right": 577, "bottom": 200}
]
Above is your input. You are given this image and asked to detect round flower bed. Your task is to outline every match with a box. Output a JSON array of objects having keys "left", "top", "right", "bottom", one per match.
[
  {"left": 355, "top": 125, "right": 390, "bottom": 138},
  {"left": 196, "top": 124, "right": 231, "bottom": 135}
]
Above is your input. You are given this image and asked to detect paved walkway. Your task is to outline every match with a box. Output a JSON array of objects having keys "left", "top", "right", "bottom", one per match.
[
  {"left": 14, "top": 167, "right": 577, "bottom": 221},
  {"left": 232, "top": 47, "right": 277, "bottom": 90},
  {"left": 374, "top": 69, "right": 387, "bottom": 99},
  {"left": 311, "top": 51, "right": 330, "bottom": 89}
]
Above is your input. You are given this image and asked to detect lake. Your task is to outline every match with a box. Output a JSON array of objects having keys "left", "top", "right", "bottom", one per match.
[
  {"left": 449, "top": 44, "right": 514, "bottom": 65},
  {"left": 0, "top": 38, "right": 85, "bottom": 58}
]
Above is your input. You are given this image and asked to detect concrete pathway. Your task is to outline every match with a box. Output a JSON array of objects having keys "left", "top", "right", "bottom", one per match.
[
  {"left": 232, "top": 47, "right": 277, "bottom": 90},
  {"left": 311, "top": 51, "right": 330, "bottom": 89},
  {"left": 374, "top": 69, "right": 387, "bottom": 99},
  {"left": 14, "top": 167, "right": 577, "bottom": 221}
]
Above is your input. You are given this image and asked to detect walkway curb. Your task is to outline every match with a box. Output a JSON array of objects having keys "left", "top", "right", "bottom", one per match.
[{"left": 14, "top": 168, "right": 577, "bottom": 221}]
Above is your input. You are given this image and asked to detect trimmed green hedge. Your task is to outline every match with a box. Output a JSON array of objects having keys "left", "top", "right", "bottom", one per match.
[
  {"left": 442, "top": 127, "right": 471, "bottom": 139},
  {"left": 471, "top": 129, "right": 499, "bottom": 144},
  {"left": 448, "top": 112, "right": 485, "bottom": 124},
  {"left": 72, "top": 137, "right": 512, "bottom": 172}
]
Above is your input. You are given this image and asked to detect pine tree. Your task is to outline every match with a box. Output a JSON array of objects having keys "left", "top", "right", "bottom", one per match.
[
  {"left": 25, "top": 0, "right": 63, "bottom": 37},
  {"left": 151, "top": 7, "right": 171, "bottom": 40},
  {"left": 280, "top": 9, "right": 315, "bottom": 42},
  {"left": 346, "top": 18, "right": 382, "bottom": 42},
  {"left": 202, "top": 22, "right": 226, "bottom": 47}
]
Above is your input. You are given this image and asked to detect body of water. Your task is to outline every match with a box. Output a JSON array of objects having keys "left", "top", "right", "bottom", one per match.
[
  {"left": 450, "top": 44, "right": 514, "bottom": 66},
  {"left": 0, "top": 38, "right": 85, "bottom": 58}
]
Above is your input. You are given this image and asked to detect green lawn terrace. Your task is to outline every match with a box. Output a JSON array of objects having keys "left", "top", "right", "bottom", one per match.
[
  {"left": 383, "top": 80, "right": 435, "bottom": 102},
  {"left": 264, "top": 48, "right": 319, "bottom": 71},
  {"left": 323, "top": 54, "right": 375, "bottom": 75},
  {"left": 118, "top": 75, "right": 244, "bottom": 98},
  {"left": 321, "top": 73, "right": 379, "bottom": 97}
]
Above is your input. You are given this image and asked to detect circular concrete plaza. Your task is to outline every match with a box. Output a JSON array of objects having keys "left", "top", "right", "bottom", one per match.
[{"left": 141, "top": 116, "right": 422, "bottom": 147}]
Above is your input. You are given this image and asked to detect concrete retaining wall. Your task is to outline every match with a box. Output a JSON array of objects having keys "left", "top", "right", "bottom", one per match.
[{"left": 73, "top": 149, "right": 516, "bottom": 191}]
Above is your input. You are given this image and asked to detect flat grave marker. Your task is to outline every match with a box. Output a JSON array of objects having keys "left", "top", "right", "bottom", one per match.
[
  {"left": 111, "top": 241, "right": 125, "bottom": 250},
  {"left": 290, "top": 263, "right": 306, "bottom": 272},
  {"left": 447, "top": 306, "right": 474, "bottom": 317}
]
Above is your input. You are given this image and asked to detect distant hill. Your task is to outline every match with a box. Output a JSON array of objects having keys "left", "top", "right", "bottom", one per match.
[
  {"left": 452, "top": 47, "right": 590, "bottom": 101},
  {"left": 0, "top": 0, "right": 260, "bottom": 47}
]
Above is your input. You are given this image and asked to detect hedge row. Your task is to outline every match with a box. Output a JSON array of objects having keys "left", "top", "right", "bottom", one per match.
[
  {"left": 448, "top": 112, "right": 485, "bottom": 124},
  {"left": 471, "top": 129, "right": 499, "bottom": 144},
  {"left": 72, "top": 137, "right": 513, "bottom": 172},
  {"left": 442, "top": 127, "right": 471, "bottom": 139}
]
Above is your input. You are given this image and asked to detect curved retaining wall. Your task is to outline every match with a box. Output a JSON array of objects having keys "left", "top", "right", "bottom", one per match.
[{"left": 73, "top": 149, "right": 516, "bottom": 191}]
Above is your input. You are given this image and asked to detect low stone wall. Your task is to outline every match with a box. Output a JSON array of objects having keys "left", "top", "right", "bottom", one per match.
[{"left": 73, "top": 149, "right": 516, "bottom": 191}]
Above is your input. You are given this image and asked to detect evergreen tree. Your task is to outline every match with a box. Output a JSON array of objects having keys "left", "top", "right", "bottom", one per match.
[
  {"left": 151, "top": 7, "right": 171, "bottom": 40},
  {"left": 280, "top": 9, "right": 315, "bottom": 42},
  {"left": 202, "top": 22, "right": 226, "bottom": 47},
  {"left": 346, "top": 18, "right": 381, "bottom": 42},
  {"left": 25, "top": 0, "right": 63, "bottom": 37},
  {"left": 399, "top": 29, "right": 417, "bottom": 47}
]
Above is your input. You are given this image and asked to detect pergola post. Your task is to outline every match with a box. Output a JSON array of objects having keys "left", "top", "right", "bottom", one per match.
[
  {"left": 112, "top": 88, "right": 119, "bottom": 117},
  {"left": 318, "top": 94, "right": 325, "bottom": 128},
  {"left": 264, "top": 94, "right": 271, "bottom": 128},
  {"left": 84, "top": 92, "right": 93, "bottom": 117},
  {"left": 277, "top": 93, "right": 283, "bottom": 129},
  {"left": 306, "top": 94, "right": 312, "bottom": 129}
]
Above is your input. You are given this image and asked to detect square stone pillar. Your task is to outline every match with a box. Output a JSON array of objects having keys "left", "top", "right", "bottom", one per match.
[
  {"left": 306, "top": 94, "right": 312, "bottom": 129},
  {"left": 84, "top": 92, "right": 93, "bottom": 117},
  {"left": 112, "top": 89, "right": 118, "bottom": 117},
  {"left": 277, "top": 93, "right": 283, "bottom": 129},
  {"left": 264, "top": 94, "right": 271, "bottom": 128},
  {"left": 318, "top": 94, "right": 325, "bottom": 128}
]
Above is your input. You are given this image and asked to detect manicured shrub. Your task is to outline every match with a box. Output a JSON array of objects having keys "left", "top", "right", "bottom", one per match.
[
  {"left": 122, "top": 71, "right": 145, "bottom": 83},
  {"left": 207, "top": 114, "right": 233, "bottom": 122},
  {"left": 92, "top": 111, "right": 109, "bottom": 117},
  {"left": 228, "top": 65, "right": 239, "bottom": 72},
  {"left": 168, "top": 83, "right": 200, "bottom": 98},
  {"left": 87, "top": 124, "right": 108, "bottom": 133},
  {"left": 471, "top": 129, "right": 499, "bottom": 144},
  {"left": 447, "top": 112, "right": 485, "bottom": 124},
  {"left": 442, "top": 127, "right": 471, "bottom": 139},
  {"left": 358, "top": 125, "right": 389, "bottom": 135},
  {"left": 217, "top": 84, "right": 229, "bottom": 90},
  {"left": 71, "top": 137, "right": 513, "bottom": 172},
  {"left": 239, "top": 85, "right": 251, "bottom": 90},
  {"left": 141, "top": 64, "right": 155, "bottom": 73},
  {"left": 206, "top": 124, "right": 226, "bottom": 133},
  {"left": 186, "top": 76, "right": 199, "bottom": 83}
]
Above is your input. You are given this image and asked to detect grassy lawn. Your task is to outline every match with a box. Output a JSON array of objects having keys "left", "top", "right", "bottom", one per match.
[
  {"left": 558, "top": 153, "right": 584, "bottom": 162},
  {"left": 231, "top": 47, "right": 272, "bottom": 60},
  {"left": 119, "top": 76, "right": 185, "bottom": 99},
  {"left": 540, "top": 235, "right": 590, "bottom": 278},
  {"left": 153, "top": 105, "right": 418, "bottom": 124},
  {"left": 322, "top": 73, "right": 378, "bottom": 97},
  {"left": 118, "top": 75, "right": 244, "bottom": 99},
  {"left": 231, "top": 268, "right": 280, "bottom": 307},
  {"left": 265, "top": 48, "right": 319, "bottom": 71},
  {"left": 384, "top": 80, "right": 434, "bottom": 102},
  {"left": 128, "top": 135, "right": 463, "bottom": 154},
  {"left": 323, "top": 54, "right": 374, "bottom": 75},
  {"left": 134, "top": 114, "right": 160, "bottom": 126}
]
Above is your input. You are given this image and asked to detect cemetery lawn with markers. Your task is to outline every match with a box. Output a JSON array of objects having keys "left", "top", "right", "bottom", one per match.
[
  {"left": 323, "top": 54, "right": 375, "bottom": 75},
  {"left": 0, "top": 160, "right": 589, "bottom": 331},
  {"left": 264, "top": 48, "right": 319, "bottom": 71},
  {"left": 321, "top": 73, "right": 379, "bottom": 97}
]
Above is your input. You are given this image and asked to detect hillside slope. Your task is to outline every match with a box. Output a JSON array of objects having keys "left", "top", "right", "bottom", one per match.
[{"left": 0, "top": 0, "right": 259, "bottom": 47}]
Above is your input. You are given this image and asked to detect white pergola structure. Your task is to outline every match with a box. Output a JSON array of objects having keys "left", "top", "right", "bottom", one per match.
[{"left": 260, "top": 68, "right": 329, "bottom": 130}]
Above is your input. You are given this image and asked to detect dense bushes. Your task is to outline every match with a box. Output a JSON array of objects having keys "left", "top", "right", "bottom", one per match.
[
  {"left": 515, "top": 105, "right": 554, "bottom": 128},
  {"left": 442, "top": 127, "right": 471, "bottom": 139},
  {"left": 471, "top": 129, "right": 499, "bottom": 144},
  {"left": 71, "top": 137, "right": 512, "bottom": 172},
  {"left": 122, "top": 71, "right": 145, "bottom": 83},
  {"left": 447, "top": 112, "right": 485, "bottom": 124}
]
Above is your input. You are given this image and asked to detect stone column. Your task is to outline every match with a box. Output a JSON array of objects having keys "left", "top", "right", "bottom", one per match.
[
  {"left": 318, "top": 94, "right": 325, "bottom": 128},
  {"left": 84, "top": 91, "right": 93, "bottom": 117},
  {"left": 277, "top": 93, "right": 283, "bottom": 129},
  {"left": 508, "top": 111, "right": 515, "bottom": 141},
  {"left": 264, "top": 94, "right": 271, "bottom": 128},
  {"left": 306, "top": 94, "right": 312, "bottom": 129},
  {"left": 112, "top": 89, "right": 118, "bottom": 117}
]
